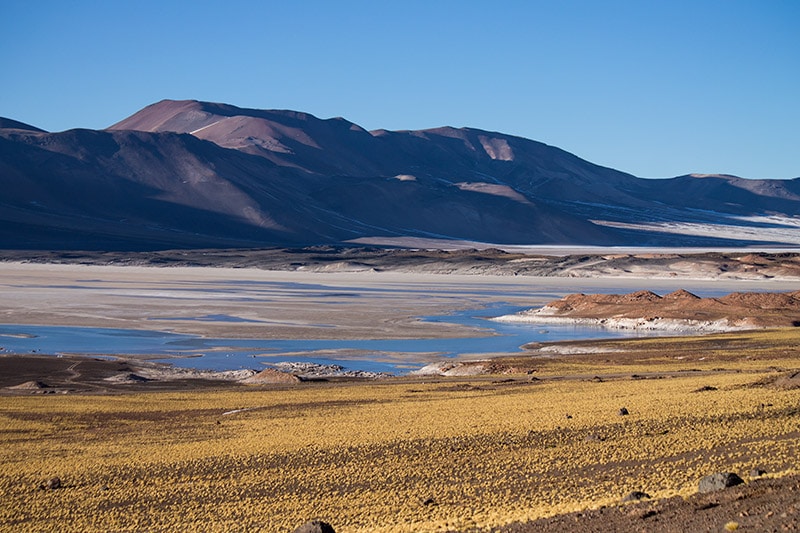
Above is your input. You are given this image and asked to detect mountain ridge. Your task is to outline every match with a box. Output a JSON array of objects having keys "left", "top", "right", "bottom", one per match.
[{"left": 1, "top": 99, "right": 798, "bottom": 250}]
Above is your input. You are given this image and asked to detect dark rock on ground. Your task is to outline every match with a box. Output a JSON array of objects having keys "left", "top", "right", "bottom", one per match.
[
  {"left": 618, "top": 407, "right": 629, "bottom": 416},
  {"left": 622, "top": 491, "right": 651, "bottom": 502},
  {"left": 698, "top": 472, "right": 744, "bottom": 493},
  {"left": 294, "top": 520, "right": 335, "bottom": 533},
  {"left": 41, "top": 477, "right": 61, "bottom": 490}
]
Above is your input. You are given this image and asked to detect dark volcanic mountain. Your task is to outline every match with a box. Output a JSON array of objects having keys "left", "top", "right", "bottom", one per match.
[{"left": 1, "top": 99, "right": 798, "bottom": 250}]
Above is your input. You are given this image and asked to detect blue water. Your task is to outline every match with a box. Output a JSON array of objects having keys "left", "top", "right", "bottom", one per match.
[{"left": 0, "top": 301, "right": 667, "bottom": 375}]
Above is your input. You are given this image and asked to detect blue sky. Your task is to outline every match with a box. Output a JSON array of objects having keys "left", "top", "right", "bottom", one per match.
[{"left": 2, "top": 0, "right": 798, "bottom": 179}]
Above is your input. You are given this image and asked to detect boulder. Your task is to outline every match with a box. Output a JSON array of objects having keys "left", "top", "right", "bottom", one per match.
[
  {"left": 294, "top": 520, "right": 335, "bottom": 533},
  {"left": 698, "top": 472, "right": 744, "bottom": 493},
  {"left": 622, "top": 490, "right": 651, "bottom": 502}
]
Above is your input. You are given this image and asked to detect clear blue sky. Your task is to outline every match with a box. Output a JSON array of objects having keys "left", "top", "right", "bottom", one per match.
[{"left": 2, "top": 0, "right": 798, "bottom": 179}]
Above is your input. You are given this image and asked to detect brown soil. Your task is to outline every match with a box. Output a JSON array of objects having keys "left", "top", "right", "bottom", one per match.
[
  {"left": 496, "top": 473, "right": 800, "bottom": 532},
  {"left": 0, "top": 354, "right": 249, "bottom": 394}
]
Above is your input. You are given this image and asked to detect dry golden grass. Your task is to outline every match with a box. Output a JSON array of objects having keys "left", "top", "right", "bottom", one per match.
[{"left": 2, "top": 351, "right": 799, "bottom": 532}]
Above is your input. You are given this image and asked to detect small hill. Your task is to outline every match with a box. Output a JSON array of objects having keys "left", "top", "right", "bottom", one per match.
[{"left": 496, "top": 290, "right": 800, "bottom": 331}]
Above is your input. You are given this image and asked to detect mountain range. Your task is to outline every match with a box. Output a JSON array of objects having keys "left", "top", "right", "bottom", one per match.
[{"left": 1, "top": 99, "right": 798, "bottom": 250}]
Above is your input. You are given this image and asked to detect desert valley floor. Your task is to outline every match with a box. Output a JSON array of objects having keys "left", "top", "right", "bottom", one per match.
[{"left": 1, "top": 258, "right": 799, "bottom": 532}]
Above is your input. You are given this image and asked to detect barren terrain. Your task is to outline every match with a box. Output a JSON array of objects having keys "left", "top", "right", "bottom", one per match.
[
  {"left": 1, "top": 259, "right": 799, "bottom": 531},
  {"left": 5, "top": 99, "right": 800, "bottom": 250},
  {"left": 3, "top": 247, "right": 800, "bottom": 279},
  {"left": 2, "top": 330, "right": 799, "bottom": 531}
]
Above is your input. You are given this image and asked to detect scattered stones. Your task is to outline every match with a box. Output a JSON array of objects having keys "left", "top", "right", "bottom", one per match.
[
  {"left": 698, "top": 472, "right": 744, "bottom": 493},
  {"left": 293, "top": 520, "right": 336, "bottom": 533},
  {"left": 618, "top": 407, "right": 629, "bottom": 416},
  {"left": 622, "top": 490, "right": 651, "bottom": 502},
  {"left": 584, "top": 434, "right": 605, "bottom": 442},
  {"left": 269, "top": 361, "right": 389, "bottom": 379}
]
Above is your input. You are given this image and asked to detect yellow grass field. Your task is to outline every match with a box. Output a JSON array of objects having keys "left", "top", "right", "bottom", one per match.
[{"left": 2, "top": 344, "right": 799, "bottom": 532}]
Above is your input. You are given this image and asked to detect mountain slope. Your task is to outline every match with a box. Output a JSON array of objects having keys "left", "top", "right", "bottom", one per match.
[
  {"left": 1, "top": 100, "right": 798, "bottom": 250},
  {"left": 0, "top": 117, "right": 46, "bottom": 133}
]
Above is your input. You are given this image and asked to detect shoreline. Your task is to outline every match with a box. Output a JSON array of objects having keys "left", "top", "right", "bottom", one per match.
[
  {"left": 493, "top": 313, "right": 753, "bottom": 333},
  {"left": 2, "top": 261, "right": 800, "bottom": 385}
]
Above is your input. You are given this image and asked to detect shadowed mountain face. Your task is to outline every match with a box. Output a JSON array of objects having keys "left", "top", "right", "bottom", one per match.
[{"left": 1, "top": 99, "right": 799, "bottom": 250}]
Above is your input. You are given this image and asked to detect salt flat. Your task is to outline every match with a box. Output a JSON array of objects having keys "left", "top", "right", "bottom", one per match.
[{"left": 1, "top": 262, "right": 797, "bottom": 344}]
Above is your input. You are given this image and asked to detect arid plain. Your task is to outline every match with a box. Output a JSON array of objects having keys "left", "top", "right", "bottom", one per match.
[{"left": 1, "top": 257, "right": 800, "bottom": 532}]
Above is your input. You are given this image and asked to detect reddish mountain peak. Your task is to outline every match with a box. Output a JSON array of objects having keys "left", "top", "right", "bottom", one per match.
[{"left": 109, "top": 99, "right": 357, "bottom": 134}]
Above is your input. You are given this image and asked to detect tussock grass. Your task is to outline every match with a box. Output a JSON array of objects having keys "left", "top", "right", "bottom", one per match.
[{"left": 2, "top": 357, "right": 799, "bottom": 531}]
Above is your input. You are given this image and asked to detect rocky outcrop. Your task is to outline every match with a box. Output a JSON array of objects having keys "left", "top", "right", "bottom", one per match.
[
  {"left": 241, "top": 368, "right": 301, "bottom": 384},
  {"left": 494, "top": 289, "right": 800, "bottom": 331}
]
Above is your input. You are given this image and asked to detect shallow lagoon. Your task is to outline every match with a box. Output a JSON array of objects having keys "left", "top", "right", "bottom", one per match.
[{"left": 0, "top": 302, "right": 666, "bottom": 374}]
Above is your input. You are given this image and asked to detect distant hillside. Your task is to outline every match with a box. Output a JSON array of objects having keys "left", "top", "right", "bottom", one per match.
[{"left": 1, "top": 99, "right": 798, "bottom": 250}]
